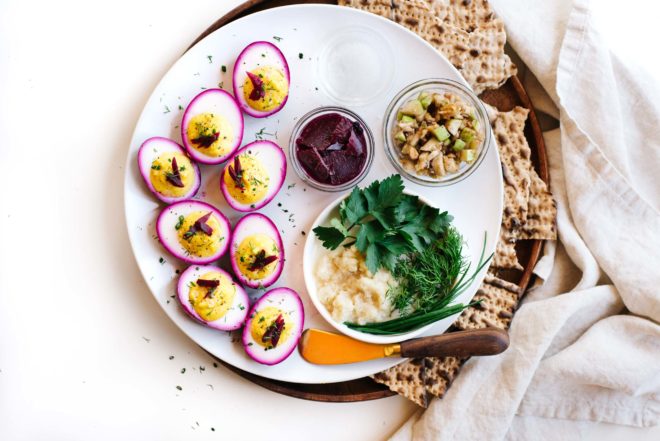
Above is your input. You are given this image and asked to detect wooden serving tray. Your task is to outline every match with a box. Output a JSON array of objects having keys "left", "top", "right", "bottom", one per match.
[{"left": 190, "top": 0, "right": 548, "bottom": 402}]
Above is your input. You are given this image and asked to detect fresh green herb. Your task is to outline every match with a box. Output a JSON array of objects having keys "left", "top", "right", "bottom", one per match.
[
  {"left": 298, "top": 53, "right": 303, "bottom": 59},
  {"left": 287, "top": 183, "right": 296, "bottom": 189},
  {"left": 312, "top": 174, "right": 452, "bottom": 274},
  {"left": 207, "top": 55, "right": 213, "bottom": 63},
  {"left": 175, "top": 215, "right": 185, "bottom": 230},
  {"left": 221, "top": 65, "right": 227, "bottom": 73},
  {"left": 273, "top": 36, "right": 282, "bottom": 42},
  {"left": 389, "top": 227, "right": 464, "bottom": 313},
  {"left": 159, "top": 257, "right": 165, "bottom": 264},
  {"left": 178, "top": 104, "right": 183, "bottom": 110},
  {"left": 151, "top": 164, "right": 161, "bottom": 170}
]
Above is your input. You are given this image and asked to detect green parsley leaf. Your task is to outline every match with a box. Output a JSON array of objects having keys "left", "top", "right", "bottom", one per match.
[
  {"left": 312, "top": 225, "right": 346, "bottom": 250},
  {"left": 339, "top": 186, "right": 367, "bottom": 225}
]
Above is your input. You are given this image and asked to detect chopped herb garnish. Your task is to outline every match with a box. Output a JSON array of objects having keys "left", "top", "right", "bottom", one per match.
[
  {"left": 221, "top": 65, "right": 227, "bottom": 73},
  {"left": 181, "top": 368, "right": 186, "bottom": 374},
  {"left": 176, "top": 385, "right": 182, "bottom": 391},
  {"left": 298, "top": 53, "right": 303, "bottom": 59},
  {"left": 207, "top": 55, "right": 213, "bottom": 63},
  {"left": 164, "top": 106, "right": 171, "bottom": 114},
  {"left": 273, "top": 36, "right": 283, "bottom": 42},
  {"left": 159, "top": 257, "right": 165, "bottom": 264}
]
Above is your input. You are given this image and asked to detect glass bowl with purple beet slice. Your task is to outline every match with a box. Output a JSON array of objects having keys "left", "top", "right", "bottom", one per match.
[{"left": 289, "top": 106, "right": 374, "bottom": 192}]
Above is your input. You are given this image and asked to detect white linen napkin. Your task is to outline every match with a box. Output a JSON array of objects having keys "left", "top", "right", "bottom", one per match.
[{"left": 390, "top": 0, "right": 660, "bottom": 439}]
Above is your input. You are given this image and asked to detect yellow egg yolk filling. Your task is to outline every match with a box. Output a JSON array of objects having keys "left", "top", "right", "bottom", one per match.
[
  {"left": 223, "top": 154, "right": 270, "bottom": 205},
  {"left": 186, "top": 112, "right": 234, "bottom": 157},
  {"left": 235, "top": 234, "right": 279, "bottom": 281},
  {"left": 177, "top": 211, "right": 225, "bottom": 257},
  {"left": 243, "top": 66, "right": 288, "bottom": 112},
  {"left": 149, "top": 152, "right": 195, "bottom": 197},
  {"left": 188, "top": 271, "right": 236, "bottom": 321},
  {"left": 250, "top": 306, "right": 292, "bottom": 348}
]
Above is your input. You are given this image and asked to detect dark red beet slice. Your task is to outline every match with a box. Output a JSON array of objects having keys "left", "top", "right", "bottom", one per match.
[
  {"left": 227, "top": 156, "right": 244, "bottom": 189},
  {"left": 247, "top": 72, "right": 265, "bottom": 101},
  {"left": 192, "top": 132, "right": 219, "bottom": 148},
  {"left": 297, "top": 148, "right": 332, "bottom": 183},
  {"left": 262, "top": 314, "right": 285, "bottom": 348},
  {"left": 183, "top": 211, "right": 214, "bottom": 239},
  {"left": 196, "top": 279, "right": 220, "bottom": 288},
  {"left": 166, "top": 157, "right": 184, "bottom": 188},
  {"left": 247, "top": 250, "right": 279, "bottom": 271}
]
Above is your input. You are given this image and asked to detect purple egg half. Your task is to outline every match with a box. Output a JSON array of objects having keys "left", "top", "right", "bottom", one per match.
[
  {"left": 180, "top": 89, "right": 244, "bottom": 165},
  {"left": 177, "top": 265, "right": 249, "bottom": 331},
  {"left": 137, "top": 137, "right": 201, "bottom": 203},
  {"left": 233, "top": 41, "right": 290, "bottom": 118},
  {"left": 242, "top": 288, "right": 305, "bottom": 365},
  {"left": 156, "top": 199, "right": 231, "bottom": 264},
  {"left": 229, "top": 213, "right": 284, "bottom": 289},
  {"left": 219, "top": 140, "right": 287, "bottom": 212}
]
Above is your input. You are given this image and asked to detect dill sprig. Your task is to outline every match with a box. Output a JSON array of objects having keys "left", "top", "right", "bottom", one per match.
[
  {"left": 389, "top": 227, "right": 465, "bottom": 314},
  {"left": 345, "top": 231, "right": 493, "bottom": 335}
]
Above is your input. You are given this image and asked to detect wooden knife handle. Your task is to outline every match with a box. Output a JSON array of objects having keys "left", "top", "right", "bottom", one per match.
[{"left": 399, "top": 328, "right": 509, "bottom": 358}]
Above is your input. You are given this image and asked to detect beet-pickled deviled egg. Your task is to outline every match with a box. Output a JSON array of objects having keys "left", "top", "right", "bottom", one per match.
[
  {"left": 181, "top": 89, "right": 244, "bottom": 164},
  {"left": 233, "top": 42, "right": 290, "bottom": 118},
  {"left": 220, "top": 140, "right": 286, "bottom": 212},
  {"left": 177, "top": 265, "right": 249, "bottom": 331},
  {"left": 157, "top": 200, "right": 231, "bottom": 264},
  {"left": 242, "top": 288, "right": 304, "bottom": 365},
  {"left": 230, "top": 214, "right": 284, "bottom": 289},
  {"left": 138, "top": 137, "right": 201, "bottom": 203}
]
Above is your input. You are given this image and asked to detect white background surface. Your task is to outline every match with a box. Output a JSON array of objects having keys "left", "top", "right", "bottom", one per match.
[{"left": 0, "top": 1, "right": 657, "bottom": 439}]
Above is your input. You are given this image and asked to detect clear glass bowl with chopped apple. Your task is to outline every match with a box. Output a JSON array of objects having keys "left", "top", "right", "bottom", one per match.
[{"left": 383, "top": 78, "right": 491, "bottom": 186}]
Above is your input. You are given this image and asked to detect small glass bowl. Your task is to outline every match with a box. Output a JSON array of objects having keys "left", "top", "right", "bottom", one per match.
[
  {"left": 383, "top": 78, "right": 491, "bottom": 187},
  {"left": 289, "top": 106, "right": 374, "bottom": 192}
]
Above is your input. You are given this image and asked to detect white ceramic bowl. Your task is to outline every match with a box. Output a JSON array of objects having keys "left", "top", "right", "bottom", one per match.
[{"left": 303, "top": 189, "right": 442, "bottom": 344}]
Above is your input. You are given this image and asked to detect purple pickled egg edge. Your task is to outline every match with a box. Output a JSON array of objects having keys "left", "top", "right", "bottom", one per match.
[
  {"left": 232, "top": 41, "right": 290, "bottom": 119},
  {"left": 219, "top": 140, "right": 287, "bottom": 212},
  {"left": 180, "top": 89, "right": 244, "bottom": 165},
  {"left": 156, "top": 199, "right": 232, "bottom": 264},
  {"left": 176, "top": 265, "right": 249, "bottom": 331},
  {"left": 229, "top": 213, "right": 285, "bottom": 289},
  {"left": 241, "top": 287, "right": 305, "bottom": 365},
  {"left": 137, "top": 137, "right": 201, "bottom": 204}
]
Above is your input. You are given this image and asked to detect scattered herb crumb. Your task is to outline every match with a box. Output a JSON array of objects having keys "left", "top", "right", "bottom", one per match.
[
  {"left": 176, "top": 385, "right": 182, "bottom": 391},
  {"left": 298, "top": 53, "right": 303, "bottom": 59},
  {"left": 287, "top": 183, "right": 296, "bottom": 189},
  {"left": 200, "top": 366, "right": 206, "bottom": 372},
  {"left": 301, "top": 231, "right": 306, "bottom": 236},
  {"left": 142, "top": 336, "right": 150, "bottom": 343},
  {"left": 273, "top": 36, "right": 283, "bottom": 42},
  {"left": 163, "top": 106, "right": 171, "bottom": 114},
  {"left": 211, "top": 428, "right": 215, "bottom": 432},
  {"left": 159, "top": 257, "right": 165, "bottom": 264},
  {"left": 169, "top": 355, "right": 174, "bottom": 360},
  {"left": 207, "top": 55, "right": 213, "bottom": 63},
  {"left": 181, "top": 368, "right": 186, "bottom": 374},
  {"left": 221, "top": 65, "right": 227, "bottom": 73},
  {"left": 178, "top": 104, "right": 183, "bottom": 110}
]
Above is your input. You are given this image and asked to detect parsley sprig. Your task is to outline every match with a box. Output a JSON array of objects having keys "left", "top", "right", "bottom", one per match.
[{"left": 312, "top": 175, "right": 452, "bottom": 274}]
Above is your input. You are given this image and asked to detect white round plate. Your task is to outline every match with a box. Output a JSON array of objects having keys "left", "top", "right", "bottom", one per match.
[{"left": 124, "top": 4, "right": 502, "bottom": 384}]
